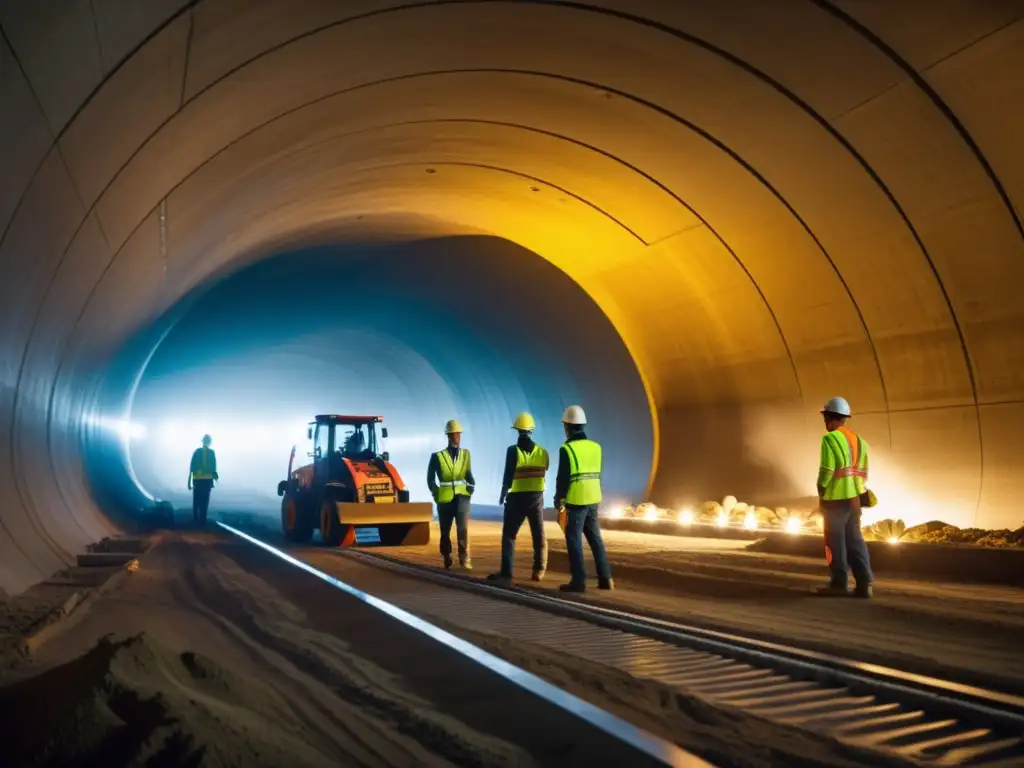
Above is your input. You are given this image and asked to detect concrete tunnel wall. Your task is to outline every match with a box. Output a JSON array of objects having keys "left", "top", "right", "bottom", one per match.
[{"left": 1, "top": 0, "right": 1023, "bottom": 594}]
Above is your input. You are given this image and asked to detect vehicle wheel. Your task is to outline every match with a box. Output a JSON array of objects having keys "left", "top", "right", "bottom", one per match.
[
  {"left": 320, "top": 497, "right": 343, "bottom": 546},
  {"left": 282, "top": 494, "right": 313, "bottom": 543}
]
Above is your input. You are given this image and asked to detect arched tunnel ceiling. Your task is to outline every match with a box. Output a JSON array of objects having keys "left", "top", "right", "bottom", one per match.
[{"left": 2, "top": 0, "right": 1024, "bottom": 591}]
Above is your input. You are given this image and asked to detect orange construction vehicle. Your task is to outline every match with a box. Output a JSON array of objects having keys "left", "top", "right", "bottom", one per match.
[{"left": 277, "top": 414, "right": 432, "bottom": 546}]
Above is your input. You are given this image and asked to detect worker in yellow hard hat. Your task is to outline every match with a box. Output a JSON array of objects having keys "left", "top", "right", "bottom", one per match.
[
  {"left": 554, "top": 405, "right": 613, "bottom": 593},
  {"left": 487, "top": 412, "right": 549, "bottom": 584},
  {"left": 187, "top": 434, "right": 218, "bottom": 526},
  {"left": 815, "top": 397, "right": 874, "bottom": 599},
  {"left": 426, "top": 419, "right": 475, "bottom": 570}
]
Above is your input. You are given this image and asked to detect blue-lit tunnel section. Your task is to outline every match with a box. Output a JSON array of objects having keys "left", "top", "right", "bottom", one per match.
[{"left": 86, "top": 235, "right": 653, "bottom": 522}]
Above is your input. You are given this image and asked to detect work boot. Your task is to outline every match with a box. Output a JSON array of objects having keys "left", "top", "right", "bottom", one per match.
[
  {"left": 460, "top": 558, "right": 473, "bottom": 571},
  {"left": 487, "top": 572, "right": 512, "bottom": 584},
  {"left": 443, "top": 555, "right": 453, "bottom": 570},
  {"left": 813, "top": 583, "right": 851, "bottom": 597},
  {"left": 854, "top": 583, "right": 873, "bottom": 599},
  {"left": 531, "top": 569, "right": 545, "bottom": 582},
  {"left": 598, "top": 577, "right": 614, "bottom": 590},
  {"left": 559, "top": 582, "right": 586, "bottom": 593}
]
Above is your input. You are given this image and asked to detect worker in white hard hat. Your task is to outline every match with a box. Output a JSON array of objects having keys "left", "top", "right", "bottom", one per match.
[
  {"left": 554, "top": 405, "right": 614, "bottom": 593},
  {"left": 488, "top": 412, "right": 549, "bottom": 584},
  {"left": 188, "top": 434, "right": 218, "bottom": 526},
  {"left": 816, "top": 397, "right": 874, "bottom": 598},
  {"left": 426, "top": 419, "right": 475, "bottom": 570}
]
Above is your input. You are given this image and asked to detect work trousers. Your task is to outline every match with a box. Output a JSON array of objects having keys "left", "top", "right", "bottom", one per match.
[
  {"left": 823, "top": 499, "right": 874, "bottom": 588},
  {"left": 564, "top": 503, "right": 612, "bottom": 586},
  {"left": 437, "top": 495, "right": 471, "bottom": 565},
  {"left": 192, "top": 479, "right": 213, "bottom": 526},
  {"left": 498, "top": 492, "right": 547, "bottom": 576}
]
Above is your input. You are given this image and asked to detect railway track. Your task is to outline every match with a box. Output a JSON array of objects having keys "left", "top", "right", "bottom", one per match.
[{"left": 343, "top": 549, "right": 1024, "bottom": 768}]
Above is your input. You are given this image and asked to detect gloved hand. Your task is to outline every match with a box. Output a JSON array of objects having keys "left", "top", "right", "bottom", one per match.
[
  {"left": 557, "top": 506, "right": 568, "bottom": 533},
  {"left": 499, "top": 492, "right": 506, "bottom": 506},
  {"left": 187, "top": 482, "right": 192, "bottom": 491}
]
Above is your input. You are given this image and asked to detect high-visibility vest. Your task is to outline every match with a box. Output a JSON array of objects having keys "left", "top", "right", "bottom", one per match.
[
  {"left": 509, "top": 444, "right": 549, "bottom": 493},
  {"left": 564, "top": 439, "right": 602, "bottom": 506},
  {"left": 435, "top": 448, "right": 471, "bottom": 503},
  {"left": 819, "top": 427, "right": 868, "bottom": 501},
  {"left": 191, "top": 447, "right": 216, "bottom": 480}
]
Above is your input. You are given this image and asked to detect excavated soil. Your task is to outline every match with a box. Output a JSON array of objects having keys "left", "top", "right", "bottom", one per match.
[
  {"left": 0, "top": 534, "right": 543, "bottom": 768},
  {"left": 0, "top": 633, "right": 342, "bottom": 767}
]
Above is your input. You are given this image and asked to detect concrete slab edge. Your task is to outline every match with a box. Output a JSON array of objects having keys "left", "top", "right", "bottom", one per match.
[{"left": 16, "top": 533, "right": 163, "bottom": 658}]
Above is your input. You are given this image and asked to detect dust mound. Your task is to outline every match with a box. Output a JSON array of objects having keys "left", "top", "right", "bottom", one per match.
[{"left": 0, "top": 633, "right": 334, "bottom": 768}]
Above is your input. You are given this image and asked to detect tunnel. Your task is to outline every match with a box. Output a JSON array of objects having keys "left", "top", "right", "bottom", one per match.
[
  {"left": 117, "top": 238, "right": 652, "bottom": 515},
  {"left": 1, "top": 1, "right": 1023, "bottom": 595}
]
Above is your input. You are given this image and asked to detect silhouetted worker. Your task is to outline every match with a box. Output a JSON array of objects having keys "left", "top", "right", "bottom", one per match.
[
  {"left": 188, "top": 434, "right": 218, "bottom": 526},
  {"left": 554, "top": 405, "right": 613, "bottom": 593},
  {"left": 488, "top": 412, "right": 549, "bottom": 584},
  {"left": 815, "top": 397, "right": 874, "bottom": 599},
  {"left": 427, "top": 419, "right": 475, "bottom": 570},
  {"left": 343, "top": 425, "right": 367, "bottom": 457}
]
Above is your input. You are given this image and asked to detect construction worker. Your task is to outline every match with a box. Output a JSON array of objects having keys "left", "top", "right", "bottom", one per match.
[
  {"left": 188, "top": 434, "right": 218, "bottom": 526},
  {"left": 426, "top": 419, "right": 475, "bottom": 570},
  {"left": 487, "top": 412, "right": 549, "bottom": 584},
  {"left": 554, "top": 405, "right": 613, "bottom": 593},
  {"left": 815, "top": 397, "right": 874, "bottom": 598}
]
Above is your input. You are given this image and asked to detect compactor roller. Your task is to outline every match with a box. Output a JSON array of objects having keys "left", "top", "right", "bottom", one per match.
[{"left": 278, "top": 415, "right": 432, "bottom": 547}]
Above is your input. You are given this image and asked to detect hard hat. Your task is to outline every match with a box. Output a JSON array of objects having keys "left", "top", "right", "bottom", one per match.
[
  {"left": 821, "top": 397, "right": 851, "bottom": 417},
  {"left": 512, "top": 412, "right": 535, "bottom": 431},
  {"left": 561, "top": 405, "right": 587, "bottom": 425},
  {"left": 444, "top": 419, "right": 463, "bottom": 434},
  {"left": 202, "top": 434, "right": 212, "bottom": 445}
]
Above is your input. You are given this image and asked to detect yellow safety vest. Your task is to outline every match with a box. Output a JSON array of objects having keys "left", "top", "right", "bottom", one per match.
[
  {"left": 564, "top": 439, "right": 602, "bottom": 506},
  {"left": 509, "top": 445, "right": 549, "bottom": 493},
  {"left": 191, "top": 447, "right": 216, "bottom": 480},
  {"left": 818, "top": 427, "right": 868, "bottom": 501},
  {"left": 435, "top": 448, "right": 471, "bottom": 503}
]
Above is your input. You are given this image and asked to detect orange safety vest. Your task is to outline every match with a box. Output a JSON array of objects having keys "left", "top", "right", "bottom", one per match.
[{"left": 831, "top": 427, "right": 867, "bottom": 481}]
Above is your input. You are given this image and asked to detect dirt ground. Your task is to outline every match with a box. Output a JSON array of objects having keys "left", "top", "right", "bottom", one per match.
[
  {"left": 371, "top": 520, "right": 1024, "bottom": 696},
  {"left": 0, "top": 532, "right": 679, "bottom": 768},
  {"left": 0, "top": 527, "right": 931, "bottom": 768},
  {"left": 3, "top": 523, "right": 1020, "bottom": 767}
]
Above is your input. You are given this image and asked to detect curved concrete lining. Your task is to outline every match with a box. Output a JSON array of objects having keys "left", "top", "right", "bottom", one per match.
[{"left": 1, "top": 0, "right": 1022, "bottom": 593}]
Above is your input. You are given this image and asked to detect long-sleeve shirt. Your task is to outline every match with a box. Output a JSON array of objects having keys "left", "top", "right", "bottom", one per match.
[
  {"left": 500, "top": 434, "right": 537, "bottom": 498},
  {"left": 426, "top": 446, "right": 476, "bottom": 498},
  {"left": 554, "top": 430, "right": 588, "bottom": 508}
]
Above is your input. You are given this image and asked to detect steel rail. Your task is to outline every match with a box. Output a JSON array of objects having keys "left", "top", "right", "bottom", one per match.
[
  {"left": 344, "top": 548, "right": 1024, "bottom": 767},
  {"left": 216, "top": 522, "right": 710, "bottom": 767}
]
